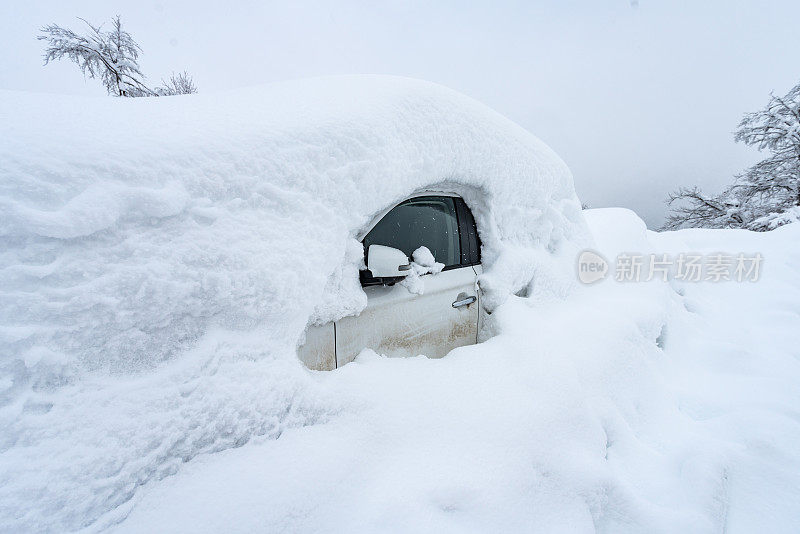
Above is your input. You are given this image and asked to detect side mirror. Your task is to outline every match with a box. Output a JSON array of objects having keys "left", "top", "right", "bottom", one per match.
[{"left": 367, "top": 244, "right": 410, "bottom": 279}]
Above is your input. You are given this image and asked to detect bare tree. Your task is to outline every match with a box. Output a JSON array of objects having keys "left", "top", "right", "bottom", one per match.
[
  {"left": 662, "top": 80, "right": 800, "bottom": 231},
  {"left": 38, "top": 16, "right": 196, "bottom": 97},
  {"left": 154, "top": 71, "right": 197, "bottom": 96}
]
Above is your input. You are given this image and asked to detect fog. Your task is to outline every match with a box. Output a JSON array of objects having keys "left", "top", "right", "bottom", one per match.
[{"left": 2, "top": 0, "right": 799, "bottom": 227}]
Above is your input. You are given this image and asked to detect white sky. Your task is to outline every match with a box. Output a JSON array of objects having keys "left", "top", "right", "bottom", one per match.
[{"left": 2, "top": 1, "right": 799, "bottom": 227}]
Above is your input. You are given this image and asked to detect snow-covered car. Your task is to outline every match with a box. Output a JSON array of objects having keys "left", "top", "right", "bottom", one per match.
[
  {"left": 298, "top": 191, "right": 483, "bottom": 370},
  {"left": 1, "top": 74, "right": 588, "bottom": 388},
  {"left": 0, "top": 75, "right": 591, "bottom": 531}
]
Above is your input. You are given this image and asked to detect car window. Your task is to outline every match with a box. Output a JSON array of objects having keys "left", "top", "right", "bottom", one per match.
[
  {"left": 454, "top": 197, "right": 481, "bottom": 266},
  {"left": 364, "top": 196, "right": 461, "bottom": 268}
]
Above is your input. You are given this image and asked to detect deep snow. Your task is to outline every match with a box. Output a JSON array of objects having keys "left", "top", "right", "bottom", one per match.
[
  {"left": 1, "top": 77, "right": 799, "bottom": 532},
  {"left": 110, "top": 209, "right": 800, "bottom": 533}
]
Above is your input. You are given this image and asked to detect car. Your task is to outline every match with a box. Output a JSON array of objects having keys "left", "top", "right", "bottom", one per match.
[
  {"left": 298, "top": 190, "right": 483, "bottom": 370},
  {"left": 3, "top": 75, "right": 584, "bottom": 381},
  {"left": 1, "top": 75, "right": 590, "bottom": 532}
]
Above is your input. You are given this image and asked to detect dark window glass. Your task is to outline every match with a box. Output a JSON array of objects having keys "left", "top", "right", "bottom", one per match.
[
  {"left": 454, "top": 198, "right": 481, "bottom": 266},
  {"left": 463, "top": 199, "right": 481, "bottom": 265},
  {"left": 364, "top": 196, "right": 461, "bottom": 268}
]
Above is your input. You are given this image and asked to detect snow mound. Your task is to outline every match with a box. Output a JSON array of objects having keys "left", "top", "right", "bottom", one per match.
[{"left": 0, "top": 76, "right": 587, "bottom": 530}]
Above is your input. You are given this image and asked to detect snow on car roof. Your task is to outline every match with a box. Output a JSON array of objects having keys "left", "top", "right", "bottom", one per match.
[{"left": 1, "top": 75, "right": 588, "bottom": 377}]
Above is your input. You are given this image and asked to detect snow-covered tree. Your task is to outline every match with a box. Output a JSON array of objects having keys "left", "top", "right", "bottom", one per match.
[
  {"left": 662, "top": 186, "right": 745, "bottom": 230},
  {"left": 733, "top": 83, "right": 800, "bottom": 216},
  {"left": 663, "top": 80, "right": 800, "bottom": 231},
  {"left": 39, "top": 16, "right": 196, "bottom": 97},
  {"left": 39, "top": 17, "right": 151, "bottom": 97}
]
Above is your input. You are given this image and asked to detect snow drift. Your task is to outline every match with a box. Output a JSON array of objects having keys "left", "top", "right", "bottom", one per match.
[{"left": 0, "top": 76, "right": 587, "bottom": 530}]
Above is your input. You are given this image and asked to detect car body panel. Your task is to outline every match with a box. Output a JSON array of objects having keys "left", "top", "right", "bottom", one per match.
[
  {"left": 296, "top": 322, "right": 336, "bottom": 371},
  {"left": 335, "top": 265, "right": 479, "bottom": 366}
]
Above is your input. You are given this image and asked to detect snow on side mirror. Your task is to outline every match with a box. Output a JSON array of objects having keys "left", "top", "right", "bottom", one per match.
[
  {"left": 410, "top": 246, "right": 444, "bottom": 275},
  {"left": 400, "top": 246, "right": 446, "bottom": 295},
  {"left": 367, "top": 244, "right": 411, "bottom": 278}
]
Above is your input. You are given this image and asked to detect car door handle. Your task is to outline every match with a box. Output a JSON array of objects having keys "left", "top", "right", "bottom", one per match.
[{"left": 452, "top": 293, "right": 477, "bottom": 308}]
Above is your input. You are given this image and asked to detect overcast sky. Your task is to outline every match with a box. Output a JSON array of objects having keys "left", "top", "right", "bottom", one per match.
[{"left": 2, "top": 1, "right": 799, "bottom": 227}]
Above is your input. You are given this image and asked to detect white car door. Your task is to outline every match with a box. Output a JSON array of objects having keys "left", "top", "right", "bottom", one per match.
[{"left": 335, "top": 194, "right": 481, "bottom": 366}]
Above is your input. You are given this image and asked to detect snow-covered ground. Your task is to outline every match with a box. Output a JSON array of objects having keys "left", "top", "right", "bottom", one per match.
[
  {"left": 106, "top": 210, "right": 798, "bottom": 533},
  {"left": 1, "top": 77, "right": 798, "bottom": 532}
]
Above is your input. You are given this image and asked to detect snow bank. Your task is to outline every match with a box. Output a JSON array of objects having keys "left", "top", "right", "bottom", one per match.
[{"left": 0, "top": 76, "right": 587, "bottom": 530}]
